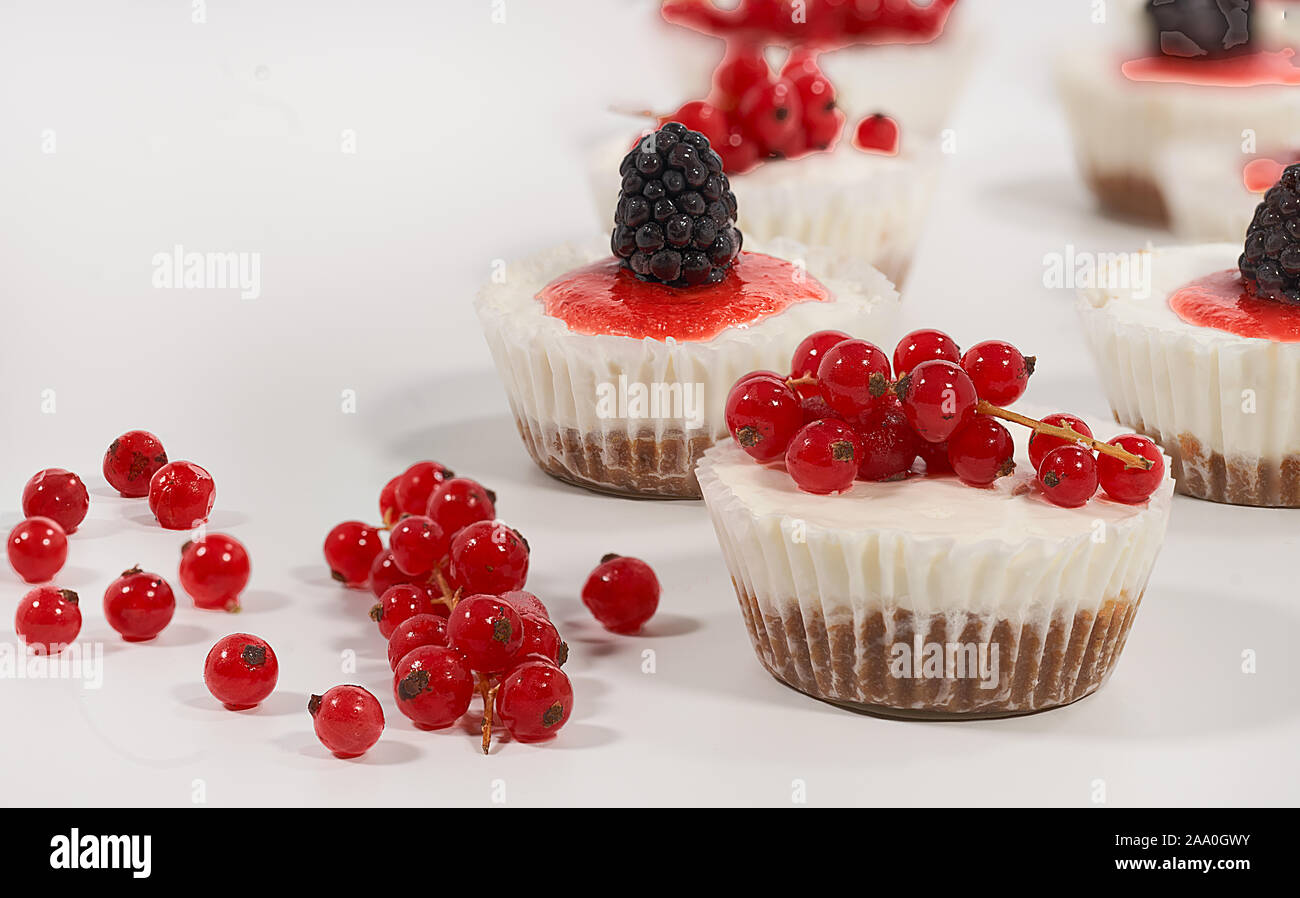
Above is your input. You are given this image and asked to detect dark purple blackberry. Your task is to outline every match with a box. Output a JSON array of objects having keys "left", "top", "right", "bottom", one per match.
[
  {"left": 610, "top": 121, "right": 742, "bottom": 287},
  {"left": 1239, "top": 162, "right": 1300, "bottom": 304},
  {"left": 1147, "top": 0, "right": 1252, "bottom": 59}
]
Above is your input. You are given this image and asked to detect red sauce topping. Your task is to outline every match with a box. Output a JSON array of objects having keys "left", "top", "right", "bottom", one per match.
[
  {"left": 1122, "top": 49, "right": 1300, "bottom": 86},
  {"left": 538, "top": 252, "right": 830, "bottom": 341},
  {"left": 1168, "top": 269, "right": 1300, "bottom": 342}
]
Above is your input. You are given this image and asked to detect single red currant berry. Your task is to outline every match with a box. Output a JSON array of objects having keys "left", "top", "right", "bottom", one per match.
[
  {"left": 816, "top": 339, "right": 892, "bottom": 419},
  {"left": 946, "top": 417, "right": 1016, "bottom": 486},
  {"left": 370, "top": 583, "right": 437, "bottom": 640},
  {"left": 896, "top": 360, "right": 979, "bottom": 443},
  {"left": 790, "top": 329, "right": 851, "bottom": 379},
  {"left": 855, "top": 403, "right": 921, "bottom": 481},
  {"left": 854, "top": 113, "right": 900, "bottom": 155},
  {"left": 802, "top": 102, "right": 846, "bottom": 152},
  {"left": 148, "top": 461, "right": 215, "bottom": 530},
  {"left": 1028, "top": 413, "right": 1094, "bottom": 470},
  {"left": 446, "top": 594, "right": 524, "bottom": 672},
  {"left": 389, "top": 515, "right": 448, "bottom": 577},
  {"left": 103, "top": 430, "right": 168, "bottom": 498},
  {"left": 368, "top": 550, "right": 421, "bottom": 599},
  {"left": 323, "top": 521, "right": 383, "bottom": 589},
  {"left": 798, "top": 388, "right": 840, "bottom": 424},
  {"left": 495, "top": 661, "right": 574, "bottom": 744},
  {"left": 392, "top": 645, "right": 475, "bottom": 729},
  {"left": 519, "top": 613, "right": 567, "bottom": 667},
  {"left": 737, "top": 77, "right": 802, "bottom": 154},
  {"left": 103, "top": 566, "right": 175, "bottom": 641},
  {"left": 379, "top": 476, "right": 402, "bottom": 528},
  {"left": 7, "top": 516, "right": 68, "bottom": 584},
  {"left": 1097, "top": 435, "right": 1166, "bottom": 504},
  {"left": 14, "top": 586, "right": 81, "bottom": 654},
  {"left": 309, "top": 685, "right": 385, "bottom": 758},
  {"left": 664, "top": 100, "right": 730, "bottom": 149},
  {"left": 725, "top": 374, "right": 804, "bottom": 463},
  {"left": 425, "top": 478, "right": 496, "bottom": 541},
  {"left": 387, "top": 613, "right": 449, "bottom": 671},
  {"left": 448, "top": 521, "right": 529, "bottom": 595},
  {"left": 581, "top": 554, "right": 660, "bottom": 635},
  {"left": 203, "top": 634, "right": 279, "bottom": 710},
  {"left": 711, "top": 44, "right": 771, "bottom": 110},
  {"left": 893, "top": 328, "right": 961, "bottom": 379},
  {"left": 785, "top": 419, "right": 863, "bottom": 494},
  {"left": 500, "top": 589, "right": 549, "bottom": 620},
  {"left": 394, "top": 461, "right": 453, "bottom": 517},
  {"left": 21, "top": 469, "right": 89, "bottom": 534},
  {"left": 961, "top": 340, "right": 1036, "bottom": 406},
  {"left": 1037, "top": 446, "right": 1100, "bottom": 508},
  {"left": 717, "top": 123, "right": 762, "bottom": 174},
  {"left": 179, "top": 533, "right": 250, "bottom": 612}
]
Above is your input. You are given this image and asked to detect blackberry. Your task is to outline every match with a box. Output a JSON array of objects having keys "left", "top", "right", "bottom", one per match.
[
  {"left": 1239, "top": 162, "right": 1300, "bottom": 304},
  {"left": 1147, "top": 0, "right": 1252, "bottom": 59},
  {"left": 611, "top": 121, "right": 742, "bottom": 286}
]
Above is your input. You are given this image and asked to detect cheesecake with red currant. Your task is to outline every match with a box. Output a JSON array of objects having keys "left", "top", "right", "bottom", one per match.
[
  {"left": 1079, "top": 162, "right": 1300, "bottom": 507},
  {"left": 476, "top": 122, "right": 899, "bottom": 499},
  {"left": 698, "top": 329, "right": 1173, "bottom": 717}
]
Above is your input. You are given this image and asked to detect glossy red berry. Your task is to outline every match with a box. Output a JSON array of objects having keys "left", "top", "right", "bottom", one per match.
[
  {"left": 495, "top": 661, "right": 574, "bottom": 743},
  {"left": 392, "top": 645, "right": 474, "bottom": 730},
  {"left": 711, "top": 45, "right": 770, "bottom": 111},
  {"left": 961, "top": 340, "right": 1035, "bottom": 406},
  {"left": 854, "top": 113, "right": 900, "bottom": 155},
  {"left": 447, "top": 594, "right": 524, "bottom": 672},
  {"left": 389, "top": 515, "right": 448, "bottom": 577},
  {"left": 7, "top": 516, "right": 67, "bottom": 584},
  {"left": 785, "top": 419, "right": 862, "bottom": 494},
  {"left": 14, "top": 586, "right": 81, "bottom": 654},
  {"left": 103, "top": 430, "right": 168, "bottom": 498},
  {"left": 425, "top": 478, "right": 496, "bottom": 541},
  {"left": 738, "top": 77, "right": 802, "bottom": 154},
  {"left": 917, "top": 440, "right": 952, "bottom": 474},
  {"left": 1037, "top": 447, "right": 1100, "bottom": 508},
  {"left": 309, "top": 685, "right": 385, "bottom": 758},
  {"left": 501, "top": 589, "right": 549, "bottom": 621},
  {"left": 802, "top": 102, "right": 846, "bottom": 152},
  {"left": 1028, "top": 414, "right": 1094, "bottom": 470},
  {"left": 371, "top": 583, "right": 438, "bottom": 640},
  {"left": 725, "top": 374, "right": 803, "bottom": 463},
  {"left": 664, "top": 100, "right": 730, "bottom": 149},
  {"left": 368, "top": 550, "right": 421, "bottom": 599},
  {"left": 394, "top": 461, "right": 453, "bottom": 517},
  {"left": 947, "top": 417, "right": 1016, "bottom": 486},
  {"left": 790, "top": 329, "right": 851, "bottom": 379},
  {"left": 148, "top": 461, "right": 215, "bottom": 530},
  {"left": 717, "top": 123, "right": 762, "bottom": 174},
  {"left": 379, "top": 476, "right": 402, "bottom": 528},
  {"left": 897, "top": 360, "right": 979, "bottom": 443},
  {"left": 21, "top": 469, "right": 89, "bottom": 534},
  {"left": 203, "top": 634, "right": 278, "bottom": 710},
  {"left": 519, "top": 613, "right": 567, "bottom": 666},
  {"left": 323, "top": 521, "right": 383, "bottom": 589},
  {"left": 1098, "top": 435, "right": 1166, "bottom": 504},
  {"left": 855, "top": 403, "right": 921, "bottom": 481},
  {"left": 893, "top": 328, "right": 961, "bottom": 379},
  {"left": 581, "top": 554, "right": 660, "bottom": 634},
  {"left": 798, "top": 388, "right": 839, "bottom": 424},
  {"left": 103, "top": 567, "right": 175, "bottom": 641},
  {"left": 387, "top": 613, "right": 449, "bottom": 671},
  {"left": 179, "top": 533, "right": 250, "bottom": 612},
  {"left": 449, "top": 521, "right": 529, "bottom": 595},
  {"left": 816, "top": 339, "right": 892, "bottom": 419}
]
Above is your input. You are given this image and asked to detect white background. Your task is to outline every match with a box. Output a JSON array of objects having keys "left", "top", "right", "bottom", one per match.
[{"left": 0, "top": 0, "right": 1296, "bottom": 807}]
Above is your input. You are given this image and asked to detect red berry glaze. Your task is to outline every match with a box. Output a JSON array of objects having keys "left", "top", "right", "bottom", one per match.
[
  {"left": 394, "top": 461, "right": 453, "bottom": 517},
  {"left": 790, "top": 329, "right": 851, "bottom": 379},
  {"left": 379, "top": 476, "right": 402, "bottom": 528},
  {"left": 725, "top": 374, "right": 804, "bottom": 463},
  {"left": 14, "top": 586, "right": 81, "bottom": 654},
  {"left": 386, "top": 613, "right": 449, "bottom": 671},
  {"left": 323, "top": 521, "right": 383, "bottom": 589},
  {"left": 519, "top": 613, "right": 567, "bottom": 667},
  {"left": 425, "top": 478, "right": 495, "bottom": 541},
  {"left": 446, "top": 594, "right": 524, "bottom": 672},
  {"left": 897, "top": 360, "right": 979, "bottom": 443},
  {"left": 893, "top": 328, "right": 961, "bottom": 378},
  {"left": 581, "top": 554, "right": 660, "bottom": 634},
  {"left": 449, "top": 521, "right": 529, "bottom": 595},
  {"left": 1097, "top": 435, "right": 1166, "bottom": 504},
  {"left": 103, "top": 430, "right": 168, "bottom": 498},
  {"left": 103, "top": 567, "right": 175, "bottom": 641},
  {"left": 853, "top": 113, "right": 899, "bottom": 155},
  {"left": 7, "top": 516, "right": 67, "bottom": 584},
  {"left": 961, "top": 340, "right": 1035, "bottom": 406},
  {"left": 1027, "top": 414, "right": 1094, "bottom": 470},
  {"left": 203, "top": 634, "right": 278, "bottom": 710},
  {"left": 179, "top": 533, "right": 250, "bottom": 612},
  {"left": 785, "top": 419, "right": 862, "bottom": 494},
  {"left": 309, "top": 685, "right": 385, "bottom": 758},
  {"left": 947, "top": 417, "right": 1016, "bottom": 486},
  {"left": 389, "top": 515, "right": 448, "bottom": 577},
  {"left": 147, "top": 461, "right": 215, "bottom": 530},
  {"left": 21, "top": 469, "right": 89, "bottom": 534},
  {"left": 392, "top": 645, "right": 475, "bottom": 729},
  {"left": 495, "top": 661, "right": 574, "bottom": 743},
  {"left": 711, "top": 44, "right": 770, "bottom": 111},
  {"left": 1037, "top": 447, "right": 1100, "bottom": 508},
  {"left": 371, "top": 583, "right": 438, "bottom": 640},
  {"left": 855, "top": 403, "right": 921, "bottom": 481},
  {"left": 816, "top": 339, "right": 892, "bottom": 419},
  {"left": 738, "top": 77, "right": 802, "bottom": 155}
]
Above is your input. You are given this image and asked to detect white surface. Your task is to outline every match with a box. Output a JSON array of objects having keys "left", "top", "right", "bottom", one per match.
[{"left": 0, "top": 0, "right": 1296, "bottom": 808}]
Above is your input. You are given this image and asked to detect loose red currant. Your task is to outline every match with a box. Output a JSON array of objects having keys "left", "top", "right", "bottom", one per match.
[
  {"left": 737, "top": 77, "right": 802, "bottom": 154},
  {"left": 519, "top": 613, "right": 567, "bottom": 666},
  {"left": 896, "top": 360, "right": 979, "bottom": 443},
  {"left": 664, "top": 100, "right": 730, "bottom": 149},
  {"left": 946, "top": 417, "right": 1016, "bottom": 486},
  {"left": 854, "top": 113, "right": 900, "bottom": 155},
  {"left": 961, "top": 340, "right": 1035, "bottom": 405},
  {"left": 816, "top": 339, "right": 892, "bottom": 419},
  {"left": 495, "top": 661, "right": 574, "bottom": 744},
  {"left": 425, "top": 478, "right": 496, "bottom": 541},
  {"left": 893, "top": 328, "right": 961, "bottom": 379},
  {"left": 711, "top": 44, "right": 771, "bottom": 111},
  {"left": 1037, "top": 446, "right": 1100, "bottom": 508},
  {"left": 392, "top": 645, "right": 474, "bottom": 730},
  {"left": 323, "top": 521, "right": 383, "bottom": 589},
  {"left": 581, "top": 554, "right": 660, "bottom": 635},
  {"left": 790, "top": 329, "right": 851, "bottom": 379},
  {"left": 21, "top": 469, "right": 89, "bottom": 534},
  {"left": 379, "top": 476, "right": 401, "bottom": 528},
  {"left": 918, "top": 440, "right": 952, "bottom": 474},
  {"left": 7, "top": 516, "right": 67, "bottom": 584},
  {"left": 368, "top": 550, "right": 421, "bottom": 599},
  {"left": 855, "top": 403, "right": 921, "bottom": 481},
  {"left": 785, "top": 419, "right": 863, "bottom": 494},
  {"left": 148, "top": 461, "right": 215, "bottom": 530},
  {"left": 449, "top": 521, "right": 529, "bottom": 595},
  {"left": 389, "top": 515, "right": 448, "bottom": 577},
  {"left": 394, "top": 461, "right": 453, "bottom": 517},
  {"left": 203, "top": 634, "right": 278, "bottom": 710},
  {"left": 501, "top": 589, "right": 549, "bottom": 621},
  {"left": 14, "top": 586, "right": 81, "bottom": 654},
  {"left": 446, "top": 594, "right": 524, "bottom": 672},
  {"left": 103, "top": 567, "right": 175, "bottom": 641},
  {"left": 725, "top": 374, "right": 803, "bottom": 463},
  {"left": 1028, "top": 414, "right": 1094, "bottom": 470},
  {"left": 179, "top": 533, "right": 250, "bottom": 612},
  {"left": 1098, "top": 435, "right": 1166, "bottom": 504},
  {"left": 387, "top": 613, "right": 449, "bottom": 671},
  {"left": 309, "top": 685, "right": 384, "bottom": 758},
  {"left": 103, "top": 430, "right": 168, "bottom": 498},
  {"left": 371, "top": 583, "right": 437, "bottom": 640}
]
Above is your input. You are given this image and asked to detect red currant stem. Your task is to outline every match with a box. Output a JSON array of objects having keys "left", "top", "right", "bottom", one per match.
[
  {"left": 430, "top": 569, "right": 461, "bottom": 612},
  {"left": 975, "top": 400, "right": 1153, "bottom": 470},
  {"left": 478, "top": 677, "right": 499, "bottom": 756},
  {"left": 785, "top": 374, "right": 818, "bottom": 389}
]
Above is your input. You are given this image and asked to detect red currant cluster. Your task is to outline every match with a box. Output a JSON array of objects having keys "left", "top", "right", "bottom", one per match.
[{"left": 724, "top": 328, "right": 1166, "bottom": 507}]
